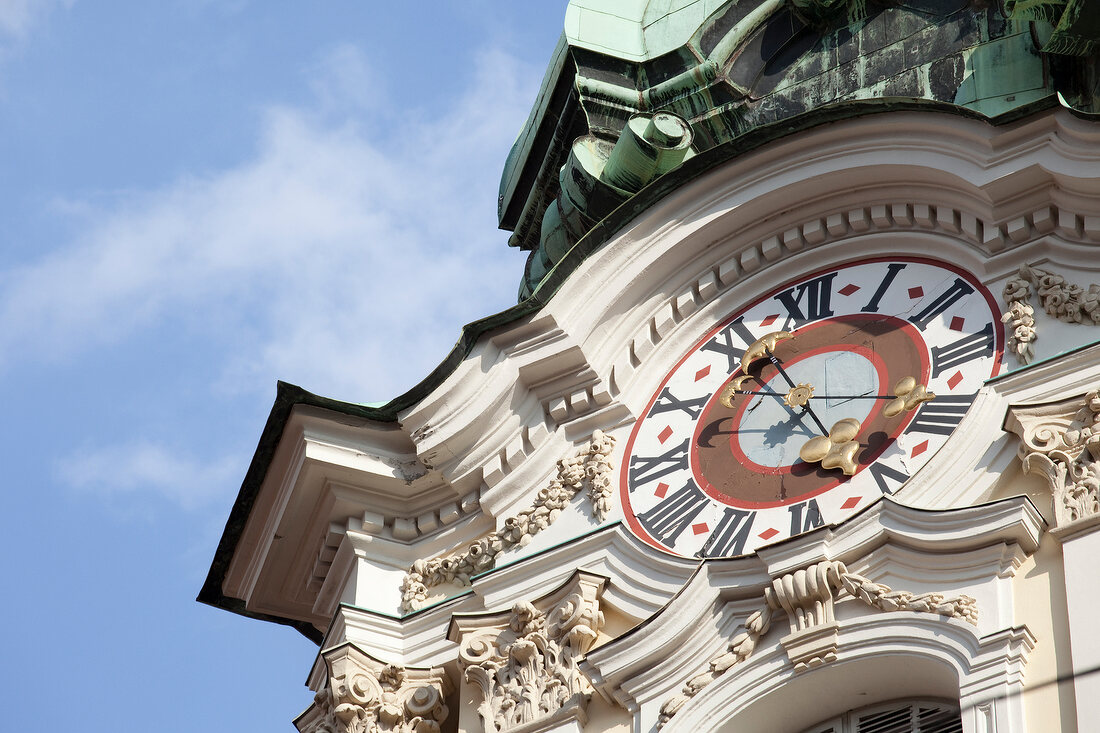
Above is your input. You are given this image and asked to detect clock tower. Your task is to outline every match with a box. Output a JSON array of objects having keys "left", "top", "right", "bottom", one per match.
[{"left": 201, "top": 3, "right": 1100, "bottom": 732}]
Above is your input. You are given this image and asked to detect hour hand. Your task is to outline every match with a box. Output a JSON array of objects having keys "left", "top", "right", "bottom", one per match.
[{"left": 799, "top": 418, "right": 862, "bottom": 475}]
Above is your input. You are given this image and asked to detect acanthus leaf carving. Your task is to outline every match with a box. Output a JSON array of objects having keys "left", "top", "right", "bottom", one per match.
[
  {"left": 452, "top": 573, "right": 606, "bottom": 733},
  {"left": 297, "top": 645, "right": 452, "bottom": 733},
  {"left": 400, "top": 431, "right": 616, "bottom": 614},
  {"left": 1006, "top": 388, "right": 1100, "bottom": 529},
  {"left": 657, "top": 560, "right": 976, "bottom": 728}
]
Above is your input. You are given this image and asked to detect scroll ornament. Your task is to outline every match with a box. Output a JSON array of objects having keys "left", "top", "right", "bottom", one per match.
[
  {"left": 301, "top": 661, "right": 450, "bottom": 733},
  {"left": 400, "top": 431, "right": 616, "bottom": 614},
  {"left": 459, "top": 593, "right": 604, "bottom": 732},
  {"left": 1014, "top": 389, "right": 1100, "bottom": 528},
  {"left": 657, "top": 560, "right": 977, "bottom": 728},
  {"left": 1002, "top": 265, "right": 1100, "bottom": 365}
]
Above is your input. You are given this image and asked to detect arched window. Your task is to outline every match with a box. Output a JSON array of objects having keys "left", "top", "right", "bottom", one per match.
[{"left": 802, "top": 699, "right": 962, "bottom": 733}]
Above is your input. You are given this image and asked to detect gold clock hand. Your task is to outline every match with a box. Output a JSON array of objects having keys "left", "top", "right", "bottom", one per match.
[
  {"left": 740, "top": 331, "right": 793, "bottom": 372},
  {"left": 799, "top": 417, "right": 862, "bottom": 475},
  {"left": 883, "top": 376, "right": 936, "bottom": 417}
]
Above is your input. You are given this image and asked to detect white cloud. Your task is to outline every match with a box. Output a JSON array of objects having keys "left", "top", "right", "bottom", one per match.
[
  {"left": 0, "top": 0, "right": 71, "bottom": 45},
  {"left": 58, "top": 440, "right": 242, "bottom": 511},
  {"left": 2, "top": 45, "right": 537, "bottom": 403}
]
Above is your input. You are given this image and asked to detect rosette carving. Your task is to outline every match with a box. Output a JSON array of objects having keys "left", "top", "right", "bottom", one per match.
[
  {"left": 400, "top": 431, "right": 616, "bottom": 614},
  {"left": 297, "top": 645, "right": 452, "bottom": 733},
  {"left": 1006, "top": 389, "right": 1100, "bottom": 530},
  {"left": 1002, "top": 265, "right": 1100, "bottom": 365},
  {"left": 657, "top": 560, "right": 977, "bottom": 728},
  {"left": 452, "top": 573, "right": 606, "bottom": 732}
]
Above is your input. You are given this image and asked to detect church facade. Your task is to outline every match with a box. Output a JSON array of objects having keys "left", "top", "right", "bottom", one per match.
[{"left": 200, "top": 2, "right": 1100, "bottom": 731}]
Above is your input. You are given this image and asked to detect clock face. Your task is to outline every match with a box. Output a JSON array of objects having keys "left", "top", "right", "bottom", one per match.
[{"left": 620, "top": 257, "right": 1003, "bottom": 558}]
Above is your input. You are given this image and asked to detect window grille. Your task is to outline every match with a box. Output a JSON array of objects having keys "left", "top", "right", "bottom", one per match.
[{"left": 801, "top": 700, "right": 962, "bottom": 733}]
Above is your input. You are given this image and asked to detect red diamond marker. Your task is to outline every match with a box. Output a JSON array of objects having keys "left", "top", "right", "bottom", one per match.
[
  {"left": 658, "top": 426, "right": 673, "bottom": 444},
  {"left": 692, "top": 522, "right": 710, "bottom": 535},
  {"left": 654, "top": 482, "right": 670, "bottom": 498},
  {"left": 911, "top": 440, "right": 929, "bottom": 458},
  {"left": 841, "top": 496, "right": 861, "bottom": 510},
  {"left": 950, "top": 316, "right": 965, "bottom": 331},
  {"left": 759, "top": 314, "right": 780, "bottom": 327},
  {"left": 839, "top": 283, "right": 860, "bottom": 296},
  {"left": 695, "top": 365, "right": 712, "bottom": 382},
  {"left": 908, "top": 286, "right": 924, "bottom": 299},
  {"left": 947, "top": 371, "right": 964, "bottom": 390},
  {"left": 759, "top": 528, "right": 779, "bottom": 540}
]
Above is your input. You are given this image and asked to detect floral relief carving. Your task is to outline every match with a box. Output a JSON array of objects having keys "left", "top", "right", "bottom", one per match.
[
  {"left": 1006, "top": 389, "right": 1100, "bottom": 530},
  {"left": 1002, "top": 265, "right": 1100, "bottom": 364},
  {"left": 400, "top": 431, "right": 616, "bottom": 614},
  {"left": 455, "top": 576, "right": 605, "bottom": 732},
  {"left": 297, "top": 645, "right": 452, "bottom": 733},
  {"left": 657, "top": 560, "right": 977, "bottom": 728}
]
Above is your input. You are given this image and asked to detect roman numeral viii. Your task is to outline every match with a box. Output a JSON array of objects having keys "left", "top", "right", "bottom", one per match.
[
  {"left": 638, "top": 479, "right": 709, "bottom": 544},
  {"left": 775, "top": 272, "right": 838, "bottom": 331}
]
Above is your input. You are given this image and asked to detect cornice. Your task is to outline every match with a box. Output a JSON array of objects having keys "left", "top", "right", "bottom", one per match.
[
  {"left": 203, "top": 105, "right": 1099, "bottom": 637},
  {"left": 583, "top": 495, "right": 1042, "bottom": 708}
]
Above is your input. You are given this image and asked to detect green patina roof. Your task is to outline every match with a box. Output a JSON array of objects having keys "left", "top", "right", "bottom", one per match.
[{"left": 565, "top": 0, "right": 721, "bottom": 62}]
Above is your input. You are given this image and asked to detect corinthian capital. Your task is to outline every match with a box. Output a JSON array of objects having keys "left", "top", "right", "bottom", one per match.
[{"left": 296, "top": 644, "right": 452, "bottom": 733}]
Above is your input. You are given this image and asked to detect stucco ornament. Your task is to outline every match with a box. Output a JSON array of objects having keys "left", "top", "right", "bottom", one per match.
[
  {"left": 1006, "top": 389, "right": 1100, "bottom": 529},
  {"left": 400, "top": 432, "right": 616, "bottom": 614},
  {"left": 657, "top": 560, "right": 977, "bottom": 728},
  {"left": 1002, "top": 264, "right": 1100, "bottom": 364},
  {"left": 458, "top": 589, "right": 604, "bottom": 732},
  {"left": 298, "top": 645, "right": 451, "bottom": 733}
]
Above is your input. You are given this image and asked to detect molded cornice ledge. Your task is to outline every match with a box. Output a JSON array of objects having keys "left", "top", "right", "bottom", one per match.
[
  {"left": 582, "top": 496, "right": 1043, "bottom": 722},
  {"left": 314, "top": 524, "right": 699, "bottom": 669}
]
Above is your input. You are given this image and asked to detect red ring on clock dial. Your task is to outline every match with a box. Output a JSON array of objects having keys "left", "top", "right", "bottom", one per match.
[{"left": 691, "top": 314, "right": 929, "bottom": 509}]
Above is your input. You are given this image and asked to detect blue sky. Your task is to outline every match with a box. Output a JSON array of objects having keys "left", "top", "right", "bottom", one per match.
[{"left": 1, "top": 2, "right": 565, "bottom": 729}]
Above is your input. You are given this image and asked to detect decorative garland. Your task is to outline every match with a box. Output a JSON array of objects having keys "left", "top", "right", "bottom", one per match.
[
  {"left": 399, "top": 431, "right": 616, "bottom": 614},
  {"left": 1002, "top": 264, "right": 1100, "bottom": 365}
]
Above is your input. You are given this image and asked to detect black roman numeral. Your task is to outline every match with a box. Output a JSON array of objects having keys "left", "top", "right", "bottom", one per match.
[
  {"left": 931, "top": 322, "right": 995, "bottom": 378},
  {"left": 906, "top": 394, "right": 976, "bottom": 436},
  {"left": 910, "top": 278, "right": 974, "bottom": 331},
  {"left": 789, "top": 498, "right": 825, "bottom": 536},
  {"left": 701, "top": 316, "right": 757, "bottom": 374},
  {"left": 650, "top": 386, "right": 708, "bottom": 420},
  {"left": 697, "top": 508, "right": 756, "bottom": 558},
  {"left": 861, "top": 262, "right": 907, "bottom": 313},
  {"left": 628, "top": 438, "right": 689, "bottom": 486},
  {"left": 867, "top": 462, "right": 909, "bottom": 495},
  {"left": 775, "top": 272, "right": 838, "bottom": 330},
  {"left": 638, "top": 479, "right": 709, "bottom": 544}
]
